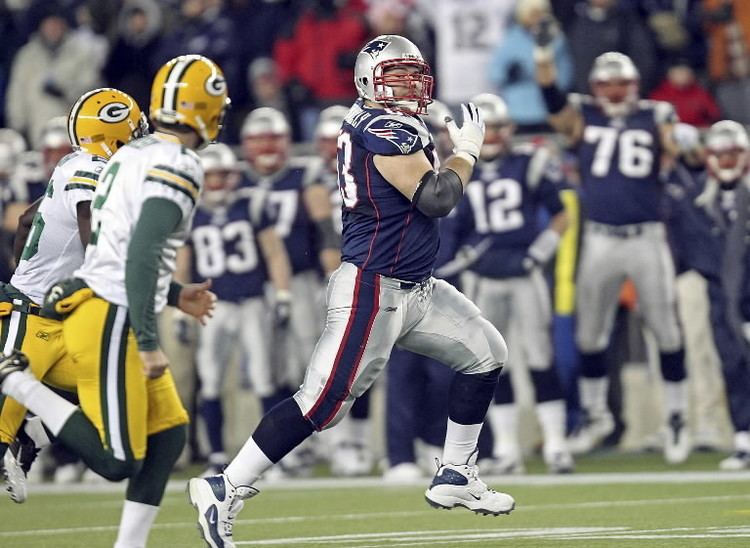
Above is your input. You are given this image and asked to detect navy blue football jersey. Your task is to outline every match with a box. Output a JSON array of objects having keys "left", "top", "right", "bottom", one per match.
[
  {"left": 452, "top": 145, "right": 565, "bottom": 278},
  {"left": 573, "top": 95, "right": 676, "bottom": 225},
  {"left": 240, "top": 159, "right": 318, "bottom": 275},
  {"left": 189, "top": 195, "right": 272, "bottom": 302},
  {"left": 338, "top": 99, "right": 438, "bottom": 282}
]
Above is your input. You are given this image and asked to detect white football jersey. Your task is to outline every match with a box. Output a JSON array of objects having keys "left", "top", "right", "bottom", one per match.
[
  {"left": 11, "top": 150, "right": 104, "bottom": 304},
  {"left": 75, "top": 133, "right": 203, "bottom": 312},
  {"left": 420, "top": 0, "right": 514, "bottom": 104}
]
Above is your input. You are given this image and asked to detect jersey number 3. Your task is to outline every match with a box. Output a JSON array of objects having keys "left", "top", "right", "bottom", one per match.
[{"left": 337, "top": 131, "right": 358, "bottom": 208}]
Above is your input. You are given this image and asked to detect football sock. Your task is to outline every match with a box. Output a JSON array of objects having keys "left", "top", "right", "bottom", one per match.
[
  {"left": 442, "top": 419, "right": 482, "bottom": 465},
  {"left": 536, "top": 399, "right": 567, "bottom": 453},
  {"left": 0, "top": 442, "right": 7, "bottom": 460},
  {"left": 734, "top": 431, "right": 750, "bottom": 453},
  {"left": 530, "top": 368, "right": 564, "bottom": 403},
  {"left": 199, "top": 398, "right": 224, "bottom": 454},
  {"left": 1, "top": 371, "right": 76, "bottom": 436},
  {"left": 579, "top": 377, "right": 609, "bottom": 417},
  {"left": 114, "top": 500, "right": 159, "bottom": 548},
  {"left": 58, "top": 411, "right": 137, "bottom": 481},
  {"left": 126, "top": 425, "right": 186, "bottom": 506},
  {"left": 486, "top": 404, "right": 520, "bottom": 458},
  {"left": 662, "top": 380, "right": 687, "bottom": 418},
  {"left": 225, "top": 398, "right": 313, "bottom": 486},
  {"left": 660, "top": 349, "right": 687, "bottom": 382},
  {"left": 224, "top": 436, "right": 271, "bottom": 487}
]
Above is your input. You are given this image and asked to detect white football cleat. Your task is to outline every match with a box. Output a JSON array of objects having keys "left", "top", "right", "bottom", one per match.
[
  {"left": 424, "top": 454, "right": 515, "bottom": 516},
  {"left": 3, "top": 445, "right": 27, "bottom": 503},
  {"left": 477, "top": 454, "right": 526, "bottom": 475},
  {"left": 567, "top": 411, "right": 615, "bottom": 455},
  {"left": 330, "top": 442, "right": 373, "bottom": 477},
  {"left": 719, "top": 451, "right": 750, "bottom": 471},
  {"left": 664, "top": 412, "right": 691, "bottom": 464},
  {"left": 188, "top": 474, "right": 258, "bottom": 548},
  {"left": 382, "top": 462, "right": 423, "bottom": 483},
  {"left": 544, "top": 450, "right": 575, "bottom": 474}
]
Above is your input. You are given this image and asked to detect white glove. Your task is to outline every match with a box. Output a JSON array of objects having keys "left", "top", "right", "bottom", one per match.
[{"left": 445, "top": 103, "right": 485, "bottom": 164}]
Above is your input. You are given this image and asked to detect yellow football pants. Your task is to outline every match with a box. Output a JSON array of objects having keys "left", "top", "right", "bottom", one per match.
[
  {"left": 63, "top": 297, "right": 188, "bottom": 461},
  {"left": 0, "top": 310, "right": 77, "bottom": 445}
]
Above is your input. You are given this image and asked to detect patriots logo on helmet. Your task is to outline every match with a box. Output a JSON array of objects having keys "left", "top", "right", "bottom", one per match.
[
  {"left": 368, "top": 126, "right": 418, "bottom": 154},
  {"left": 363, "top": 40, "right": 389, "bottom": 58}
]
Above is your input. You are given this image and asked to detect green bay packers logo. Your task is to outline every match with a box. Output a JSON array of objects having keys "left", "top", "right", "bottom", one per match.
[
  {"left": 205, "top": 74, "right": 226, "bottom": 96},
  {"left": 99, "top": 102, "right": 130, "bottom": 123}
]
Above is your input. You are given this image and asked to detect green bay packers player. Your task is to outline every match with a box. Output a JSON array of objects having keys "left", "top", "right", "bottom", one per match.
[
  {"left": 0, "top": 87, "right": 148, "bottom": 502},
  {"left": 0, "top": 55, "right": 229, "bottom": 548}
]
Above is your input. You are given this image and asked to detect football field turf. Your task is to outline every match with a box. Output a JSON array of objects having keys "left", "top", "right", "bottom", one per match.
[{"left": 1, "top": 453, "right": 749, "bottom": 548}]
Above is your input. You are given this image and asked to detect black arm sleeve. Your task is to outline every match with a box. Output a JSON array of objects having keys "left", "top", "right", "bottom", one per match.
[
  {"left": 540, "top": 83, "right": 568, "bottom": 115},
  {"left": 412, "top": 169, "right": 464, "bottom": 218},
  {"left": 125, "top": 198, "right": 183, "bottom": 351}
]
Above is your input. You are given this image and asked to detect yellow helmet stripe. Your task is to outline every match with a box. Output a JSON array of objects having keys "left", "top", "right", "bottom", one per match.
[{"left": 162, "top": 57, "right": 198, "bottom": 115}]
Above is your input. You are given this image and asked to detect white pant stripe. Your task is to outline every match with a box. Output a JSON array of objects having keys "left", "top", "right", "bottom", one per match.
[{"left": 106, "top": 306, "right": 128, "bottom": 461}]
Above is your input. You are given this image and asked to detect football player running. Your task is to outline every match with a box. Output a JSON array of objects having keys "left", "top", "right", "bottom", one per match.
[
  {"left": 188, "top": 34, "right": 514, "bottom": 548},
  {"left": 447, "top": 92, "right": 573, "bottom": 474},
  {"left": 177, "top": 142, "right": 292, "bottom": 476},
  {"left": 0, "top": 87, "right": 148, "bottom": 503},
  {"left": 535, "top": 47, "right": 690, "bottom": 463},
  {"left": 0, "top": 55, "right": 228, "bottom": 548}
]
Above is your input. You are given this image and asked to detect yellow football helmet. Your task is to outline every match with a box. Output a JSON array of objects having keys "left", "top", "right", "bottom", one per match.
[
  {"left": 67, "top": 88, "right": 148, "bottom": 158},
  {"left": 150, "top": 54, "right": 230, "bottom": 148}
]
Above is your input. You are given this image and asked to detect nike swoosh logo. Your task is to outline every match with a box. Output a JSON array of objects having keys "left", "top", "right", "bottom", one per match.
[
  {"left": 207, "top": 505, "right": 218, "bottom": 525},
  {"left": 469, "top": 493, "right": 481, "bottom": 500}
]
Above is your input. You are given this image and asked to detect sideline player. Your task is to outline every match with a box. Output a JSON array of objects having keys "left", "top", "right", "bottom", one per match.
[
  {"left": 668, "top": 121, "right": 750, "bottom": 469},
  {"left": 535, "top": 48, "right": 690, "bottom": 463},
  {"left": 0, "top": 55, "right": 229, "bottom": 548},
  {"left": 450, "top": 92, "right": 573, "bottom": 474},
  {"left": 178, "top": 143, "right": 292, "bottom": 475},
  {"left": 0, "top": 88, "right": 148, "bottom": 502},
  {"left": 188, "top": 34, "right": 515, "bottom": 547}
]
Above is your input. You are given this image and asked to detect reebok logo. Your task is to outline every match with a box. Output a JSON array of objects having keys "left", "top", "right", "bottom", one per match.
[
  {"left": 36, "top": 331, "right": 49, "bottom": 341},
  {"left": 384, "top": 306, "right": 398, "bottom": 312}
]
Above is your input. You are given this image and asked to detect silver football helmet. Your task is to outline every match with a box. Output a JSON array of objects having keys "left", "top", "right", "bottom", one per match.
[
  {"left": 705, "top": 120, "right": 750, "bottom": 184},
  {"left": 241, "top": 107, "right": 290, "bottom": 174},
  {"left": 589, "top": 52, "right": 640, "bottom": 118},
  {"left": 354, "top": 34, "right": 433, "bottom": 114},
  {"left": 199, "top": 143, "right": 239, "bottom": 207},
  {"left": 471, "top": 93, "right": 513, "bottom": 160},
  {"left": 315, "top": 105, "right": 350, "bottom": 139},
  {"left": 423, "top": 99, "right": 452, "bottom": 131}
]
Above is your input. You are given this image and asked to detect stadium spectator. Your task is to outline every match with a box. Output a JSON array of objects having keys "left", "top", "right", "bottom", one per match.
[
  {"left": 273, "top": 0, "right": 368, "bottom": 139},
  {"left": 649, "top": 59, "right": 721, "bottom": 127},
  {"left": 703, "top": 0, "right": 750, "bottom": 123},
  {"left": 488, "top": 0, "right": 573, "bottom": 131},
  {"left": 5, "top": 6, "right": 101, "bottom": 148},
  {"left": 104, "top": 0, "right": 164, "bottom": 112},
  {"left": 567, "top": 0, "right": 658, "bottom": 94},
  {"left": 416, "top": 0, "right": 516, "bottom": 105}
]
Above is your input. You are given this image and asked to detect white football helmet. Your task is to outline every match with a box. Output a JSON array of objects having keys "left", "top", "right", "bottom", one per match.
[
  {"left": 40, "top": 116, "right": 73, "bottom": 175},
  {"left": 315, "top": 105, "right": 349, "bottom": 170},
  {"left": 199, "top": 143, "right": 239, "bottom": 207},
  {"left": 589, "top": 52, "right": 640, "bottom": 118},
  {"left": 705, "top": 120, "right": 750, "bottom": 184},
  {"left": 471, "top": 93, "right": 513, "bottom": 160},
  {"left": 241, "top": 107, "right": 290, "bottom": 174},
  {"left": 354, "top": 34, "right": 433, "bottom": 115}
]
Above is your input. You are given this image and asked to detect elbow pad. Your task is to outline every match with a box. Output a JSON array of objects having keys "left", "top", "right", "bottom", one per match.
[
  {"left": 315, "top": 217, "right": 341, "bottom": 250},
  {"left": 413, "top": 169, "right": 464, "bottom": 218}
]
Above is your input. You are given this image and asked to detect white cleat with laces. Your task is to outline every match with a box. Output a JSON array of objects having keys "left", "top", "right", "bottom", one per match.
[
  {"left": 188, "top": 474, "right": 258, "bottom": 548},
  {"left": 424, "top": 453, "right": 515, "bottom": 516}
]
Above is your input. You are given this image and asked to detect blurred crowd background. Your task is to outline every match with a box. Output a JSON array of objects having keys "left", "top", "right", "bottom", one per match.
[{"left": 0, "top": 0, "right": 748, "bottom": 482}]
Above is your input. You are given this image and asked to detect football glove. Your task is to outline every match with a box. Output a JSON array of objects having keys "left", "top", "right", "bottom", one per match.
[
  {"left": 273, "top": 290, "right": 292, "bottom": 329},
  {"left": 445, "top": 103, "right": 485, "bottom": 163}
]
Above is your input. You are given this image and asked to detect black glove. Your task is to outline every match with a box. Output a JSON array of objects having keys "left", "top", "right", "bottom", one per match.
[
  {"left": 531, "top": 15, "right": 558, "bottom": 49},
  {"left": 273, "top": 291, "right": 292, "bottom": 329}
]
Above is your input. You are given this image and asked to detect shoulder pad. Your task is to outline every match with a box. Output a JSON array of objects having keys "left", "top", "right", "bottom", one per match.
[{"left": 361, "top": 113, "right": 429, "bottom": 156}]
